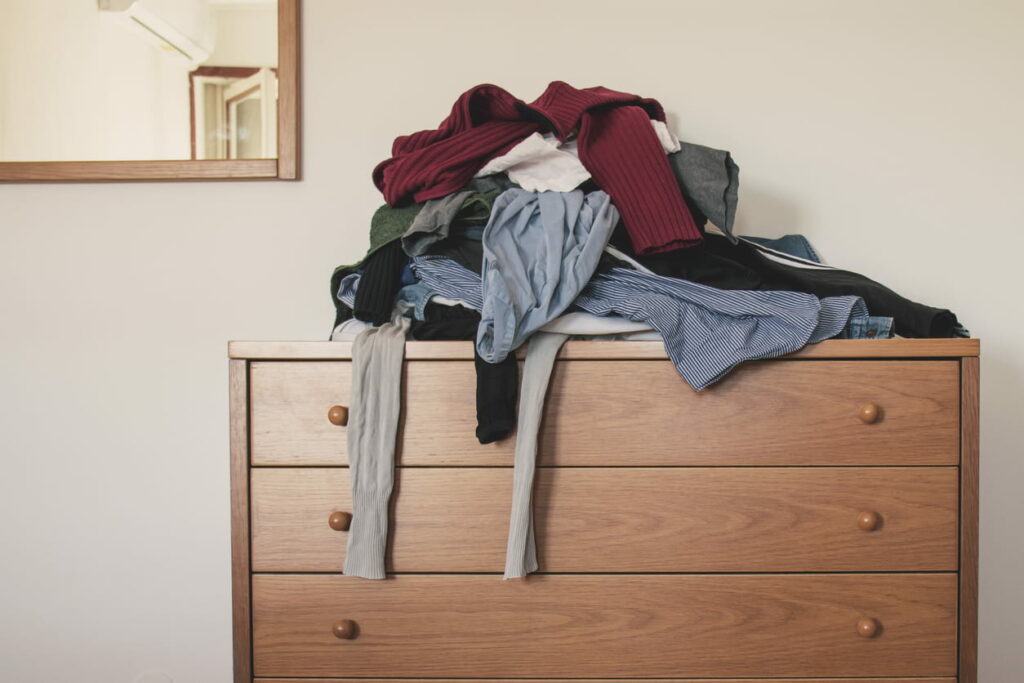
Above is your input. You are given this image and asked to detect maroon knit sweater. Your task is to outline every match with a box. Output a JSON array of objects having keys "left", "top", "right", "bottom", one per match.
[{"left": 372, "top": 81, "right": 702, "bottom": 254}]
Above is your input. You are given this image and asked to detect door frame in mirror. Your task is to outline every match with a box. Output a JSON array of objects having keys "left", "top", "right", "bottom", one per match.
[{"left": 0, "top": 0, "right": 300, "bottom": 182}]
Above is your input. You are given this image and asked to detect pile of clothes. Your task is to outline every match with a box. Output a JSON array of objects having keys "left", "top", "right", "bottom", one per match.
[{"left": 330, "top": 81, "right": 966, "bottom": 581}]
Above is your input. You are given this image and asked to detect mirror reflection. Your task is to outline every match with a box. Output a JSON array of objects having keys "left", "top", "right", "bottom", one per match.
[{"left": 0, "top": 0, "right": 278, "bottom": 162}]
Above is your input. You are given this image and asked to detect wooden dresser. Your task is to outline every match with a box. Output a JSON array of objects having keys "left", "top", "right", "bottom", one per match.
[{"left": 228, "top": 338, "right": 980, "bottom": 683}]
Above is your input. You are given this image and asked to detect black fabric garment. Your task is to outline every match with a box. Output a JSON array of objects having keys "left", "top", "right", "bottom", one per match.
[
  {"left": 475, "top": 352, "right": 518, "bottom": 444},
  {"left": 408, "top": 301, "right": 518, "bottom": 444},
  {"left": 408, "top": 301, "right": 481, "bottom": 340},
  {"left": 682, "top": 191, "right": 708, "bottom": 231},
  {"left": 334, "top": 300, "right": 353, "bottom": 327},
  {"left": 353, "top": 240, "right": 407, "bottom": 325},
  {"left": 635, "top": 234, "right": 960, "bottom": 338}
]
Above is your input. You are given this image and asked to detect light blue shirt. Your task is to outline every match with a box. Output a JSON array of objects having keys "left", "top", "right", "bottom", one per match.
[{"left": 477, "top": 188, "right": 619, "bottom": 362}]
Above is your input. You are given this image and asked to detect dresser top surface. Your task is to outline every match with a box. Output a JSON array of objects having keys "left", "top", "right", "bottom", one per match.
[{"left": 228, "top": 338, "right": 980, "bottom": 360}]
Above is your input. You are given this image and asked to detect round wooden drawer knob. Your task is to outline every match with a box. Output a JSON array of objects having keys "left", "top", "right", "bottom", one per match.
[
  {"left": 332, "top": 619, "right": 358, "bottom": 639},
  {"left": 327, "top": 405, "right": 349, "bottom": 426},
  {"left": 858, "top": 403, "right": 880, "bottom": 424},
  {"left": 857, "top": 618, "right": 881, "bottom": 638},
  {"left": 328, "top": 511, "right": 352, "bottom": 531},
  {"left": 857, "top": 510, "right": 881, "bottom": 531}
]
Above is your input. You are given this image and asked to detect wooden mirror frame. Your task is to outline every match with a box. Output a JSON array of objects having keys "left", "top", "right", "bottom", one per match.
[{"left": 0, "top": 0, "right": 300, "bottom": 182}]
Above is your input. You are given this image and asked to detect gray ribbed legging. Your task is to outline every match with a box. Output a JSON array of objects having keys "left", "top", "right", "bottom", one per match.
[
  {"left": 343, "top": 315, "right": 410, "bottom": 579},
  {"left": 343, "top": 323, "right": 565, "bottom": 580},
  {"left": 504, "top": 331, "right": 568, "bottom": 579}
]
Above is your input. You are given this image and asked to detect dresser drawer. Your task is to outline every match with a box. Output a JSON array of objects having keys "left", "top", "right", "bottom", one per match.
[
  {"left": 251, "top": 467, "right": 958, "bottom": 573},
  {"left": 255, "top": 679, "right": 956, "bottom": 683},
  {"left": 251, "top": 573, "right": 957, "bottom": 678},
  {"left": 249, "top": 359, "right": 959, "bottom": 466}
]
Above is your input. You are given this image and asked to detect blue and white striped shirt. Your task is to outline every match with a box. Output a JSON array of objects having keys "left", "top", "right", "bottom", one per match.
[{"left": 411, "top": 255, "right": 867, "bottom": 390}]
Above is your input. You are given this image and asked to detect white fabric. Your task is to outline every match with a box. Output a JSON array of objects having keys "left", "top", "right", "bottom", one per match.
[
  {"left": 476, "top": 133, "right": 590, "bottom": 193},
  {"left": 475, "top": 119, "right": 680, "bottom": 192},
  {"left": 651, "top": 119, "right": 681, "bottom": 153},
  {"left": 539, "top": 311, "right": 654, "bottom": 336},
  {"left": 331, "top": 318, "right": 372, "bottom": 340},
  {"left": 431, "top": 295, "right": 473, "bottom": 308}
]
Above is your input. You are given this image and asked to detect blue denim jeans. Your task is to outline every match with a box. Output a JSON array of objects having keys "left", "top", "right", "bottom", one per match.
[{"left": 837, "top": 315, "right": 894, "bottom": 339}]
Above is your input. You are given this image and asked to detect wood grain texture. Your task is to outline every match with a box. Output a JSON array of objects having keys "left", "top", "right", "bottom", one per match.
[
  {"left": 229, "top": 338, "right": 980, "bottom": 360},
  {"left": 276, "top": 0, "right": 300, "bottom": 179},
  {"left": 229, "top": 360, "right": 252, "bottom": 683},
  {"left": 542, "top": 359, "right": 958, "bottom": 466},
  {"left": 0, "top": 159, "right": 279, "bottom": 182},
  {"left": 250, "top": 361, "right": 352, "bottom": 466},
  {"left": 251, "top": 573, "right": 958, "bottom": 678},
  {"left": 959, "top": 356, "right": 980, "bottom": 683},
  {"left": 249, "top": 360, "right": 959, "bottom": 466},
  {"left": 251, "top": 467, "right": 959, "bottom": 573},
  {"left": 256, "top": 679, "right": 957, "bottom": 683}
]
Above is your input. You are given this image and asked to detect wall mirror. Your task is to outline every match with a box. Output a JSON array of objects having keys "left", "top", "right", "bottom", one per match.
[{"left": 0, "top": 0, "right": 299, "bottom": 181}]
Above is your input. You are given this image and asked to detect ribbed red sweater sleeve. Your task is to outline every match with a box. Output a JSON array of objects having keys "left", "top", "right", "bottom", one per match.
[{"left": 577, "top": 105, "right": 703, "bottom": 254}]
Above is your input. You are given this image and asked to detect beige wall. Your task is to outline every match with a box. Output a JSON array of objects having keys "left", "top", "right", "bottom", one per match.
[
  {"left": 0, "top": 0, "right": 193, "bottom": 161},
  {"left": 0, "top": 0, "right": 276, "bottom": 163},
  {"left": 206, "top": 3, "right": 278, "bottom": 67},
  {"left": 0, "top": 0, "right": 1020, "bottom": 680}
]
